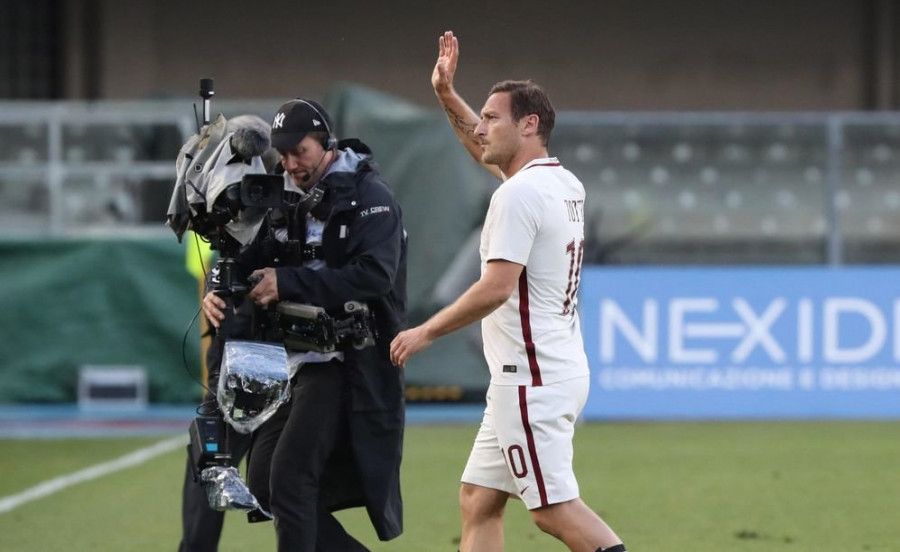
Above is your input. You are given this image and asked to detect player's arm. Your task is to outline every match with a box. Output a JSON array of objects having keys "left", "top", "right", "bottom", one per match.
[
  {"left": 390, "top": 259, "right": 521, "bottom": 366},
  {"left": 432, "top": 31, "right": 504, "bottom": 181}
]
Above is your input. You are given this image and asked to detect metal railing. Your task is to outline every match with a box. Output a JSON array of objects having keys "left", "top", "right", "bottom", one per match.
[
  {"left": 1, "top": 102, "right": 899, "bottom": 265},
  {"left": 0, "top": 100, "right": 278, "bottom": 235}
]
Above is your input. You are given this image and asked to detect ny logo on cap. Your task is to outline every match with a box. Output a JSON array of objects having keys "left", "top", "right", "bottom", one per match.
[
  {"left": 273, "top": 112, "right": 286, "bottom": 129},
  {"left": 312, "top": 119, "right": 321, "bottom": 127}
]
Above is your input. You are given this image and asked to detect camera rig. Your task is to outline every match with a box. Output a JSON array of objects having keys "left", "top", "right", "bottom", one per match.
[
  {"left": 186, "top": 300, "right": 377, "bottom": 481},
  {"left": 168, "top": 80, "right": 287, "bottom": 516},
  {"left": 276, "top": 300, "right": 377, "bottom": 353}
]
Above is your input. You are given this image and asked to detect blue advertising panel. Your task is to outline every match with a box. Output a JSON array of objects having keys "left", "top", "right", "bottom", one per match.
[{"left": 579, "top": 267, "right": 900, "bottom": 419}]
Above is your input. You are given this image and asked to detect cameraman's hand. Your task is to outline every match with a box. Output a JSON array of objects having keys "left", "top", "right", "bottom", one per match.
[
  {"left": 202, "top": 291, "right": 227, "bottom": 329},
  {"left": 248, "top": 268, "right": 279, "bottom": 306}
]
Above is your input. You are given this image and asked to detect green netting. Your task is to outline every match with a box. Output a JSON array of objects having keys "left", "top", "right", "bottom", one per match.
[{"left": 0, "top": 237, "right": 202, "bottom": 402}]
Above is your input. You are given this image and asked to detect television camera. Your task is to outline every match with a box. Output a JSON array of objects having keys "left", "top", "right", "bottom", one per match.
[
  {"left": 165, "top": 77, "right": 282, "bottom": 292},
  {"left": 197, "top": 171, "right": 284, "bottom": 298},
  {"left": 166, "top": 79, "right": 291, "bottom": 516}
]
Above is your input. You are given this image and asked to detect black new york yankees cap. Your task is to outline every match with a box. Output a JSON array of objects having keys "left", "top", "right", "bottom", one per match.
[{"left": 270, "top": 99, "right": 333, "bottom": 151}]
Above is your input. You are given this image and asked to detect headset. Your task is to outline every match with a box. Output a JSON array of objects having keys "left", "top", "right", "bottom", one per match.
[{"left": 294, "top": 98, "right": 337, "bottom": 151}]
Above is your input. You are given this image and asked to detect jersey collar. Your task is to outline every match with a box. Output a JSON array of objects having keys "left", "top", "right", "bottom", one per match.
[{"left": 521, "top": 157, "right": 561, "bottom": 171}]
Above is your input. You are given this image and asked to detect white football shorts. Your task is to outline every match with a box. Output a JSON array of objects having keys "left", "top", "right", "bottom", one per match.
[{"left": 461, "top": 375, "right": 589, "bottom": 510}]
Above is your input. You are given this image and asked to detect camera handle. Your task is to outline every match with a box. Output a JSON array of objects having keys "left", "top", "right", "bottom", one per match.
[
  {"left": 215, "top": 295, "right": 237, "bottom": 341},
  {"left": 210, "top": 256, "right": 250, "bottom": 342}
]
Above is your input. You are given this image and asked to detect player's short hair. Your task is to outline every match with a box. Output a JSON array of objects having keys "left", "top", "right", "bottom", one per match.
[{"left": 489, "top": 79, "right": 555, "bottom": 146}]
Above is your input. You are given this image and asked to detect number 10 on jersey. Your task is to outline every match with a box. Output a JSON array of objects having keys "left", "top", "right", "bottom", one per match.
[{"left": 562, "top": 238, "right": 584, "bottom": 316}]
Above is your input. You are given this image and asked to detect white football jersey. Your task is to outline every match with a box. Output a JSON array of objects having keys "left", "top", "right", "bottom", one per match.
[{"left": 480, "top": 157, "right": 590, "bottom": 386}]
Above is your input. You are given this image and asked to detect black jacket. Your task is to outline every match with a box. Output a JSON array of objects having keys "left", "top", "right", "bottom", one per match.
[{"left": 273, "top": 141, "right": 407, "bottom": 540}]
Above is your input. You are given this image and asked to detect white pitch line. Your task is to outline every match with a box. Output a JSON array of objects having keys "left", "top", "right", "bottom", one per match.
[{"left": 0, "top": 434, "right": 186, "bottom": 514}]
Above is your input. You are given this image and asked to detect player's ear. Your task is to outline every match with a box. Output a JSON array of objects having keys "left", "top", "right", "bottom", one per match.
[{"left": 520, "top": 113, "right": 540, "bottom": 137}]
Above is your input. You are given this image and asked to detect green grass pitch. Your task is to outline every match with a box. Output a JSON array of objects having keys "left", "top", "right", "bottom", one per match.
[{"left": 2, "top": 422, "right": 899, "bottom": 551}]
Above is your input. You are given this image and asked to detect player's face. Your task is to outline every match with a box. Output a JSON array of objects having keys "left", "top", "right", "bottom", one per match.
[
  {"left": 278, "top": 135, "right": 329, "bottom": 188},
  {"left": 475, "top": 92, "right": 522, "bottom": 168}
]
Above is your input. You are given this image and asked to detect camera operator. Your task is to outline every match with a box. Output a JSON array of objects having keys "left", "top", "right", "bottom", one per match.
[{"left": 202, "top": 99, "right": 407, "bottom": 551}]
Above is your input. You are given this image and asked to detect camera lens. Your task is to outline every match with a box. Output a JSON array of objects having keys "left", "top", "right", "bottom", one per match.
[{"left": 248, "top": 184, "right": 264, "bottom": 202}]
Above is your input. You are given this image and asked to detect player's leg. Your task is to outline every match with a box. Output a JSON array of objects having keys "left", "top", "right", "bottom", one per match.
[
  {"left": 493, "top": 377, "right": 626, "bottom": 552},
  {"left": 458, "top": 483, "right": 508, "bottom": 552},
  {"left": 529, "top": 498, "right": 624, "bottom": 551},
  {"left": 459, "top": 385, "right": 517, "bottom": 552}
]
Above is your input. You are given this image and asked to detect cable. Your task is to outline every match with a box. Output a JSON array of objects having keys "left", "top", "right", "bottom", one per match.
[
  {"left": 181, "top": 304, "right": 211, "bottom": 396},
  {"left": 179, "top": 230, "right": 217, "bottom": 397}
]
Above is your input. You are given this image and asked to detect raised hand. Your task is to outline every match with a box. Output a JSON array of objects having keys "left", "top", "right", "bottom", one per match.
[
  {"left": 429, "top": 30, "right": 503, "bottom": 180},
  {"left": 431, "top": 30, "right": 460, "bottom": 96}
]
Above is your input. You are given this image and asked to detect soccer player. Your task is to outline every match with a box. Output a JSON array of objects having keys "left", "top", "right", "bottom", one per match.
[{"left": 389, "top": 31, "right": 627, "bottom": 552}]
